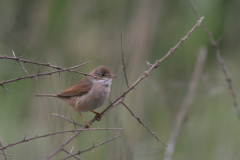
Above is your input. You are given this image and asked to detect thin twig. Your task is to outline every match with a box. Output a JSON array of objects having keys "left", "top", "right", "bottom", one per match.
[
  {"left": 188, "top": 0, "right": 240, "bottom": 117},
  {"left": 61, "top": 135, "right": 123, "bottom": 160},
  {"left": 122, "top": 102, "right": 167, "bottom": 147},
  {"left": 43, "top": 17, "right": 204, "bottom": 160},
  {"left": 164, "top": 47, "right": 207, "bottom": 160},
  {"left": 0, "top": 139, "right": 7, "bottom": 160},
  {"left": 69, "top": 146, "right": 74, "bottom": 155},
  {"left": 0, "top": 84, "right": 10, "bottom": 93},
  {"left": 0, "top": 151, "right": 14, "bottom": 156},
  {"left": 120, "top": 29, "right": 129, "bottom": 88},
  {"left": 12, "top": 50, "right": 29, "bottom": 75},
  {"left": 62, "top": 149, "right": 82, "bottom": 160},
  {"left": 52, "top": 113, "right": 83, "bottom": 127},
  {"left": 0, "top": 128, "right": 123, "bottom": 151}
]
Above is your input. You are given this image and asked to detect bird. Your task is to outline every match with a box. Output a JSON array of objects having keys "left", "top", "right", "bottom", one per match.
[{"left": 36, "top": 65, "right": 117, "bottom": 127}]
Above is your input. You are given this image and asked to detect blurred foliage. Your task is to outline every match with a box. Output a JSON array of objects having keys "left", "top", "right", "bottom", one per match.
[{"left": 1, "top": 0, "right": 240, "bottom": 160}]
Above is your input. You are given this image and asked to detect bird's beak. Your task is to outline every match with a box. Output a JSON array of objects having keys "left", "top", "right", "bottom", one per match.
[{"left": 108, "top": 74, "right": 117, "bottom": 78}]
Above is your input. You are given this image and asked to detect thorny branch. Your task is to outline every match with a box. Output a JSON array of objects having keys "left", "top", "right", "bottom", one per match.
[
  {"left": 0, "top": 128, "right": 123, "bottom": 151},
  {"left": 163, "top": 47, "right": 207, "bottom": 160},
  {"left": 44, "top": 17, "right": 204, "bottom": 160},
  {"left": 0, "top": 54, "right": 110, "bottom": 93},
  {"left": 0, "top": 54, "right": 90, "bottom": 93},
  {"left": 0, "top": 54, "right": 90, "bottom": 71},
  {"left": 188, "top": 0, "right": 240, "bottom": 117},
  {"left": 0, "top": 62, "right": 90, "bottom": 86},
  {"left": 61, "top": 135, "right": 123, "bottom": 160}
]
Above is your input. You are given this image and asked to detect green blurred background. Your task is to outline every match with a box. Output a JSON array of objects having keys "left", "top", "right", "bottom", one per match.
[{"left": 1, "top": 0, "right": 240, "bottom": 159}]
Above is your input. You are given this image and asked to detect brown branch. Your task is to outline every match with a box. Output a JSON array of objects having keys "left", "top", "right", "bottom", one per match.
[
  {"left": 188, "top": 0, "right": 240, "bottom": 117},
  {"left": 120, "top": 29, "right": 129, "bottom": 88},
  {"left": 0, "top": 128, "right": 123, "bottom": 151},
  {"left": 164, "top": 47, "right": 207, "bottom": 160},
  {"left": 61, "top": 135, "right": 123, "bottom": 160},
  {"left": 122, "top": 102, "right": 167, "bottom": 147},
  {"left": 44, "top": 17, "right": 204, "bottom": 160}
]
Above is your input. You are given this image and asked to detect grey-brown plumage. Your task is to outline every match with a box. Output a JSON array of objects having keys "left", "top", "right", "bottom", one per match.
[{"left": 35, "top": 65, "right": 117, "bottom": 126}]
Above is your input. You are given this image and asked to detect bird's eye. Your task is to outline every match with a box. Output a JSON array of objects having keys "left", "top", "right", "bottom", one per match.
[{"left": 101, "top": 74, "right": 105, "bottom": 77}]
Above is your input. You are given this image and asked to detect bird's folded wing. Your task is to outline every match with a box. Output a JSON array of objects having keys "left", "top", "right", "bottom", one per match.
[{"left": 57, "top": 77, "right": 93, "bottom": 97}]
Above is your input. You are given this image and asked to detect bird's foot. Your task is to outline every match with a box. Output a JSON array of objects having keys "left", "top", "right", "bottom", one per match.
[
  {"left": 84, "top": 121, "right": 92, "bottom": 128},
  {"left": 91, "top": 111, "right": 105, "bottom": 121}
]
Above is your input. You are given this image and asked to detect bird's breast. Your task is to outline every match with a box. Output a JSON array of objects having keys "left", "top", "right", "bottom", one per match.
[{"left": 74, "top": 84, "right": 110, "bottom": 112}]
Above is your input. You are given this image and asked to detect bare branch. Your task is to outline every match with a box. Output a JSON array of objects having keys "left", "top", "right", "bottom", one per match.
[
  {"left": 0, "top": 65, "right": 89, "bottom": 86},
  {"left": 44, "top": 17, "right": 204, "bottom": 160},
  {"left": 188, "top": 0, "right": 240, "bottom": 117},
  {"left": 120, "top": 29, "right": 129, "bottom": 88},
  {"left": 122, "top": 102, "right": 167, "bottom": 146},
  {"left": 61, "top": 135, "right": 123, "bottom": 160},
  {"left": 164, "top": 47, "right": 207, "bottom": 160},
  {"left": 0, "top": 128, "right": 123, "bottom": 151}
]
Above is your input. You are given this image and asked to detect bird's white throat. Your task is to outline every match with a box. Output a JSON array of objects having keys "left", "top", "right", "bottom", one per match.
[{"left": 92, "top": 78, "right": 112, "bottom": 86}]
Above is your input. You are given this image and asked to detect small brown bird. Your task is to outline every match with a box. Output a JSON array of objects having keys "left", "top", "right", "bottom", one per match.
[{"left": 36, "top": 65, "right": 117, "bottom": 126}]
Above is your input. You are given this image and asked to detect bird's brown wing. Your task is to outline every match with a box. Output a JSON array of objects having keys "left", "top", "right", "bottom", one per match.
[{"left": 57, "top": 77, "right": 93, "bottom": 97}]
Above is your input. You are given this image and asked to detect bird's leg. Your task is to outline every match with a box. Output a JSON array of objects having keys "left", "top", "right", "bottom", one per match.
[
  {"left": 79, "top": 112, "right": 92, "bottom": 127},
  {"left": 91, "top": 110, "right": 105, "bottom": 121}
]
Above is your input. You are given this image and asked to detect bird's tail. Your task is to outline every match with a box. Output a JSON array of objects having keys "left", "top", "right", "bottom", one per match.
[{"left": 35, "top": 94, "right": 58, "bottom": 97}]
